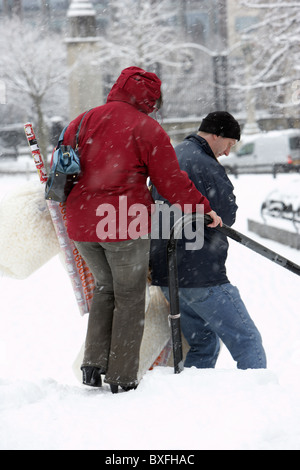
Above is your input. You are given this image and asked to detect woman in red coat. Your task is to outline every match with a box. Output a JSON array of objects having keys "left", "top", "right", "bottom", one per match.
[{"left": 63, "top": 66, "right": 221, "bottom": 393}]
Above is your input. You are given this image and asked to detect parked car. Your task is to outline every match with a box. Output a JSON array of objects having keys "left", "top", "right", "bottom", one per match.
[
  {"left": 219, "top": 129, "right": 300, "bottom": 173},
  {"left": 0, "top": 146, "right": 16, "bottom": 159}
]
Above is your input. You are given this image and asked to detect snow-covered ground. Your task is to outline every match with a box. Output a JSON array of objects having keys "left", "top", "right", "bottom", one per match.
[{"left": 0, "top": 173, "right": 300, "bottom": 450}]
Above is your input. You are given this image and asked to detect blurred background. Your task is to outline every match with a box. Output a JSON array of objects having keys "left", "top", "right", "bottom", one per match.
[{"left": 0, "top": 0, "right": 299, "bottom": 173}]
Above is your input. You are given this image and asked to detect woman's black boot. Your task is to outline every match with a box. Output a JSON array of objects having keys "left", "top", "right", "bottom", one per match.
[
  {"left": 110, "top": 384, "right": 119, "bottom": 394},
  {"left": 81, "top": 366, "right": 102, "bottom": 387}
]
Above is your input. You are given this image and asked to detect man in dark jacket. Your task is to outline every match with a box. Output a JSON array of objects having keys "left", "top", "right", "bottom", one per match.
[{"left": 151, "top": 112, "right": 267, "bottom": 369}]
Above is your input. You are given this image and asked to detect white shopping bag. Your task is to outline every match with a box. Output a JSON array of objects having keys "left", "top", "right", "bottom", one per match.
[{"left": 0, "top": 181, "right": 60, "bottom": 279}]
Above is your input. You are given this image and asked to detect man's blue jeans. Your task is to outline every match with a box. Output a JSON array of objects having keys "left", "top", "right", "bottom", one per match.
[{"left": 162, "top": 283, "right": 266, "bottom": 369}]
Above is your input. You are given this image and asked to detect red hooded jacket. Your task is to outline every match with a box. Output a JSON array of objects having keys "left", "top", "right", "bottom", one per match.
[{"left": 63, "top": 66, "right": 212, "bottom": 242}]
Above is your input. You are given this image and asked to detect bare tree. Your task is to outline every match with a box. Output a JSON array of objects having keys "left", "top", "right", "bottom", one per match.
[
  {"left": 0, "top": 17, "right": 68, "bottom": 166},
  {"left": 237, "top": 0, "right": 300, "bottom": 117},
  {"left": 97, "top": 0, "right": 190, "bottom": 69},
  {"left": 90, "top": 0, "right": 219, "bottom": 117}
]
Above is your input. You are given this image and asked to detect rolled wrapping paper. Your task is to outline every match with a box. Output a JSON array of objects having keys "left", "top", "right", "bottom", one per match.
[{"left": 0, "top": 181, "right": 60, "bottom": 279}]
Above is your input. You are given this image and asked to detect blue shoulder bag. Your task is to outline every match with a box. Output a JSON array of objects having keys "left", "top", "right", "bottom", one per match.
[{"left": 45, "top": 110, "right": 90, "bottom": 203}]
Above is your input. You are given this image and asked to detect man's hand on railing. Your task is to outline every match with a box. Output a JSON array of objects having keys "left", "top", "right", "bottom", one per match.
[{"left": 206, "top": 210, "right": 223, "bottom": 228}]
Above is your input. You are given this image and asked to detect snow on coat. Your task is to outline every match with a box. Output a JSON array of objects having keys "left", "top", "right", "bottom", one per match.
[{"left": 63, "top": 66, "right": 211, "bottom": 242}]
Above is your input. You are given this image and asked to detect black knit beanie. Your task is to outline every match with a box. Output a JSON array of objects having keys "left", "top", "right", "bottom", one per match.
[{"left": 199, "top": 111, "right": 241, "bottom": 141}]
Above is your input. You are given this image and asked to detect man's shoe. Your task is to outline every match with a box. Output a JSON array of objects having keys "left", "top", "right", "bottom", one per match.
[
  {"left": 81, "top": 366, "right": 102, "bottom": 387},
  {"left": 110, "top": 384, "right": 119, "bottom": 394}
]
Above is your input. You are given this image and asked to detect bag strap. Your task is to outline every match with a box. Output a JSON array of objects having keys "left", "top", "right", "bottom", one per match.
[
  {"left": 56, "top": 108, "right": 93, "bottom": 149},
  {"left": 57, "top": 126, "right": 68, "bottom": 145},
  {"left": 75, "top": 109, "right": 92, "bottom": 150}
]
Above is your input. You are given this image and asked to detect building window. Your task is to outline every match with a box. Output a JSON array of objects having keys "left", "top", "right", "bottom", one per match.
[{"left": 235, "top": 16, "right": 258, "bottom": 33}]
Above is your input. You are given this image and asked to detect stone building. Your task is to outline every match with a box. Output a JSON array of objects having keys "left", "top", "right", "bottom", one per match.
[{"left": 66, "top": 0, "right": 102, "bottom": 119}]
